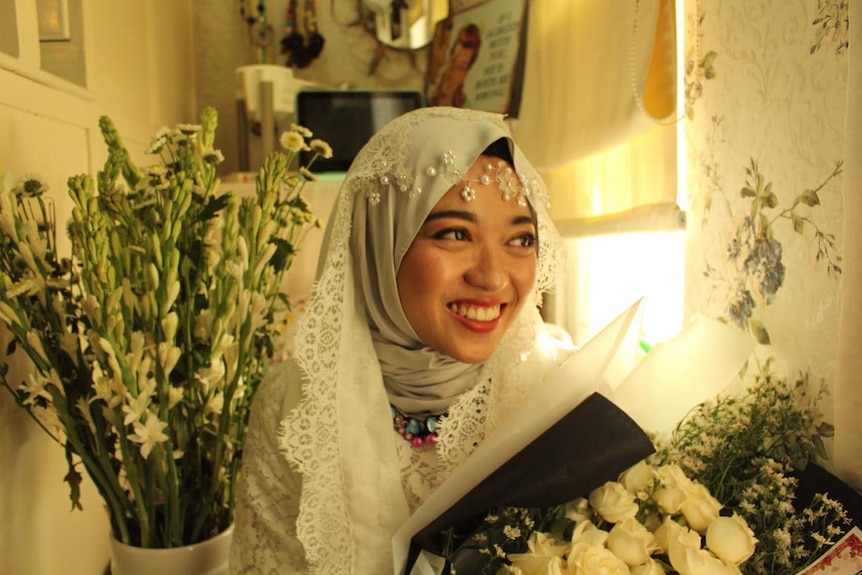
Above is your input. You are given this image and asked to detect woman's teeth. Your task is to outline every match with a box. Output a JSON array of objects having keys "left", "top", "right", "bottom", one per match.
[{"left": 448, "top": 303, "right": 501, "bottom": 322}]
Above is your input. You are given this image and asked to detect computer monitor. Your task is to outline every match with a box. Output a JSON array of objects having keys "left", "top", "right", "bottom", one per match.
[{"left": 296, "top": 90, "right": 424, "bottom": 173}]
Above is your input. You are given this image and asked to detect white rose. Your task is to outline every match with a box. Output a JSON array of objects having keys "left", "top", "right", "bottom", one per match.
[
  {"left": 526, "top": 532, "right": 570, "bottom": 559},
  {"left": 668, "top": 540, "right": 737, "bottom": 575},
  {"left": 506, "top": 553, "right": 567, "bottom": 575},
  {"left": 571, "top": 520, "right": 610, "bottom": 548},
  {"left": 589, "top": 481, "right": 639, "bottom": 524},
  {"left": 652, "top": 517, "right": 700, "bottom": 555},
  {"left": 656, "top": 464, "right": 692, "bottom": 489},
  {"left": 565, "top": 497, "right": 594, "bottom": 524},
  {"left": 705, "top": 514, "right": 757, "bottom": 565},
  {"left": 567, "top": 541, "right": 631, "bottom": 575},
  {"left": 653, "top": 485, "right": 687, "bottom": 515},
  {"left": 679, "top": 482, "right": 722, "bottom": 533},
  {"left": 606, "top": 517, "right": 656, "bottom": 567},
  {"left": 653, "top": 465, "right": 693, "bottom": 514},
  {"left": 618, "top": 461, "right": 656, "bottom": 494},
  {"left": 630, "top": 558, "right": 667, "bottom": 575}
]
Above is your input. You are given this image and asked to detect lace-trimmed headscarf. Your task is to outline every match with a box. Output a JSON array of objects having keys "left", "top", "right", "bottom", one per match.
[{"left": 281, "top": 107, "right": 563, "bottom": 573}]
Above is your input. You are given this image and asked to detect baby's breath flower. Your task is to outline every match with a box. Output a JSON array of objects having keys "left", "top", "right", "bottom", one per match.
[{"left": 503, "top": 525, "right": 521, "bottom": 540}]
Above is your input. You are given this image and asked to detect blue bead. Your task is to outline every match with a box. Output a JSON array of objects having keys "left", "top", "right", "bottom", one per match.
[{"left": 405, "top": 418, "right": 421, "bottom": 435}]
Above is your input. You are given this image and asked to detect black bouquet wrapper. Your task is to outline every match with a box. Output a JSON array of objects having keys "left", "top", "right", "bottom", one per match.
[{"left": 406, "top": 392, "right": 655, "bottom": 573}]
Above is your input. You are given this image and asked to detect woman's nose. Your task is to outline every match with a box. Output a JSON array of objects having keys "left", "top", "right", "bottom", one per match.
[{"left": 464, "top": 244, "right": 507, "bottom": 291}]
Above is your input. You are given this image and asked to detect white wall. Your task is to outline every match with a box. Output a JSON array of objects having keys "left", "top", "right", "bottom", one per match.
[{"left": 0, "top": 1, "right": 195, "bottom": 573}]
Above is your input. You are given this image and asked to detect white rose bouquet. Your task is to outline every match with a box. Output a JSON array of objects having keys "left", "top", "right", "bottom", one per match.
[
  {"left": 0, "top": 108, "right": 330, "bottom": 548},
  {"left": 450, "top": 461, "right": 755, "bottom": 575},
  {"left": 439, "top": 366, "right": 849, "bottom": 575}
]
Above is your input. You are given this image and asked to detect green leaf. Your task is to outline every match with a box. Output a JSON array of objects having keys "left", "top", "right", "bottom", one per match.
[
  {"left": 798, "top": 189, "right": 820, "bottom": 207},
  {"left": 817, "top": 422, "right": 835, "bottom": 437},
  {"left": 64, "top": 446, "right": 84, "bottom": 511},
  {"left": 198, "top": 194, "right": 230, "bottom": 222},
  {"left": 749, "top": 319, "right": 771, "bottom": 345},
  {"left": 269, "top": 237, "right": 296, "bottom": 272},
  {"left": 791, "top": 212, "right": 805, "bottom": 234},
  {"left": 702, "top": 51, "right": 718, "bottom": 68},
  {"left": 740, "top": 186, "right": 757, "bottom": 198}
]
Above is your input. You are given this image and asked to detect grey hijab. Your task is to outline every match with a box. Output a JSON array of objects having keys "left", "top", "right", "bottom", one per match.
[{"left": 346, "top": 107, "right": 548, "bottom": 416}]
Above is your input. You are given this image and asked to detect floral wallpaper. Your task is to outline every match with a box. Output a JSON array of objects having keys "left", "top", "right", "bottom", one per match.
[{"left": 684, "top": 0, "right": 849, "bottom": 442}]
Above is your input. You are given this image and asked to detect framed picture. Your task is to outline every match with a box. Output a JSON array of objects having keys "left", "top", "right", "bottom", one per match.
[{"left": 426, "top": 0, "right": 528, "bottom": 117}]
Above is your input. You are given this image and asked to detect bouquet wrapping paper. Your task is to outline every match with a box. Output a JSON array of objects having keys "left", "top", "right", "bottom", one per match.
[{"left": 394, "top": 300, "right": 754, "bottom": 574}]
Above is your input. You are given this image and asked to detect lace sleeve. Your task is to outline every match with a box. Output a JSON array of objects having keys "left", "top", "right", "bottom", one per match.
[{"left": 230, "top": 361, "right": 308, "bottom": 574}]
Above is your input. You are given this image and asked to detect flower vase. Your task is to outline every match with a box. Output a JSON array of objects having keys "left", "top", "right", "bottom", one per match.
[{"left": 109, "top": 525, "right": 233, "bottom": 575}]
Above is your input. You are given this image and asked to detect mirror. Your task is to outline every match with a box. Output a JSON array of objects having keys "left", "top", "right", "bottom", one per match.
[{"left": 364, "top": 0, "right": 449, "bottom": 50}]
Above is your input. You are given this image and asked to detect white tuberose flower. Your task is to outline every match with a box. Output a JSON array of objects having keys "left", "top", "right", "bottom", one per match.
[{"left": 128, "top": 412, "right": 169, "bottom": 459}]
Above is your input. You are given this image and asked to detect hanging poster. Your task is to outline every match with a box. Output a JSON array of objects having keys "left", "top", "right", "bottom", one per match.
[{"left": 426, "top": 0, "right": 528, "bottom": 117}]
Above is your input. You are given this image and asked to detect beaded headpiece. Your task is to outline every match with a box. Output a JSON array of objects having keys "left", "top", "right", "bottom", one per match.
[{"left": 363, "top": 150, "right": 546, "bottom": 208}]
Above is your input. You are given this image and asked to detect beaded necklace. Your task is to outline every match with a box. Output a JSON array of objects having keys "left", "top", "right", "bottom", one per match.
[{"left": 391, "top": 404, "right": 444, "bottom": 449}]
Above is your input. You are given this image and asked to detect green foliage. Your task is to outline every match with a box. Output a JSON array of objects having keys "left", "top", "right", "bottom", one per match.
[{"left": 0, "top": 109, "right": 326, "bottom": 547}]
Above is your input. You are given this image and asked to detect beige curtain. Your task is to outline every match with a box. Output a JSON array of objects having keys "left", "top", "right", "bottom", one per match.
[
  {"left": 513, "top": 0, "right": 680, "bottom": 232},
  {"left": 833, "top": 1, "right": 861, "bottom": 493}
]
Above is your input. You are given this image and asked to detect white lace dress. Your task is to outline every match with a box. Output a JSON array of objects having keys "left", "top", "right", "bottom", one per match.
[{"left": 229, "top": 325, "right": 568, "bottom": 575}]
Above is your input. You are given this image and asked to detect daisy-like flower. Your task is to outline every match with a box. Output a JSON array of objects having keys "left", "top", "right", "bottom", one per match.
[
  {"left": 309, "top": 138, "right": 333, "bottom": 159},
  {"left": 176, "top": 123, "right": 201, "bottom": 135},
  {"left": 203, "top": 149, "right": 225, "bottom": 165},
  {"left": 290, "top": 123, "right": 313, "bottom": 138},
  {"left": 13, "top": 174, "right": 48, "bottom": 197},
  {"left": 279, "top": 130, "right": 307, "bottom": 153},
  {"left": 128, "top": 412, "right": 170, "bottom": 459}
]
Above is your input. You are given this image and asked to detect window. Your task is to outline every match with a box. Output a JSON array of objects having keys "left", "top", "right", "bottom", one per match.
[{"left": 550, "top": 230, "right": 686, "bottom": 349}]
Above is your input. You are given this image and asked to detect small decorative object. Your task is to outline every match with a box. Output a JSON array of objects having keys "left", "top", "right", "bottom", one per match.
[
  {"left": 0, "top": 108, "right": 330, "bottom": 555},
  {"left": 280, "top": 0, "right": 325, "bottom": 69}
]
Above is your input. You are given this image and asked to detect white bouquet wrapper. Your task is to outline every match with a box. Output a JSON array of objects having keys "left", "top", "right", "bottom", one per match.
[{"left": 393, "top": 300, "right": 754, "bottom": 574}]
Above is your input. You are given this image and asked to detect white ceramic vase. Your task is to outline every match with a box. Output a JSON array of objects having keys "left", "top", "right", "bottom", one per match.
[{"left": 109, "top": 524, "right": 233, "bottom": 575}]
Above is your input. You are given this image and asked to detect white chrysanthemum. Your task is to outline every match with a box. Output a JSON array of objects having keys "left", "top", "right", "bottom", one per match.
[
  {"left": 279, "top": 130, "right": 306, "bottom": 152},
  {"left": 309, "top": 138, "right": 333, "bottom": 159},
  {"left": 290, "top": 123, "right": 312, "bottom": 137}
]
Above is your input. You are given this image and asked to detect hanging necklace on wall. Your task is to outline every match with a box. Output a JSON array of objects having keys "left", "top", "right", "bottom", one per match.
[
  {"left": 240, "top": 0, "right": 275, "bottom": 63},
  {"left": 281, "top": 0, "right": 326, "bottom": 69}
]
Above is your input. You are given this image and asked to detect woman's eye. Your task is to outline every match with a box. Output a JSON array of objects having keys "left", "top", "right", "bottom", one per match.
[
  {"left": 510, "top": 232, "right": 537, "bottom": 248},
  {"left": 435, "top": 228, "right": 470, "bottom": 241}
]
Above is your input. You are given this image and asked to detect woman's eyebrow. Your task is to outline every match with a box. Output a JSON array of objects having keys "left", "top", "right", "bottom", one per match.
[
  {"left": 424, "top": 210, "right": 537, "bottom": 227},
  {"left": 425, "top": 209, "right": 477, "bottom": 223},
  {"left": 512, "top": 214, "right": 537, "bottom": 227}
]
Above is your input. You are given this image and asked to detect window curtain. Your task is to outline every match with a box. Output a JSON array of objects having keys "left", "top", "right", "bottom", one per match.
[
  {"left": 512, "top": 0, "right": 680, "bottom": 234},
  {"left": 833, "top": 0, "right": 861, "bottom": 493}
]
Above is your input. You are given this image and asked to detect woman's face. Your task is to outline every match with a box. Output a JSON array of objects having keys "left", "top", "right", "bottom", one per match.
[{"left": 396, "top": 156, "right": 538, "bottom": 363}]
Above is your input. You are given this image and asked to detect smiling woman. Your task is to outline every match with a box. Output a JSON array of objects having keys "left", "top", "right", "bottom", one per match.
[
  {"left": 229, "top": 106, "right": 568, "bottom": 574},
  {"left": 397, "top": 152, "right": 538, "bottom": 364}
]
